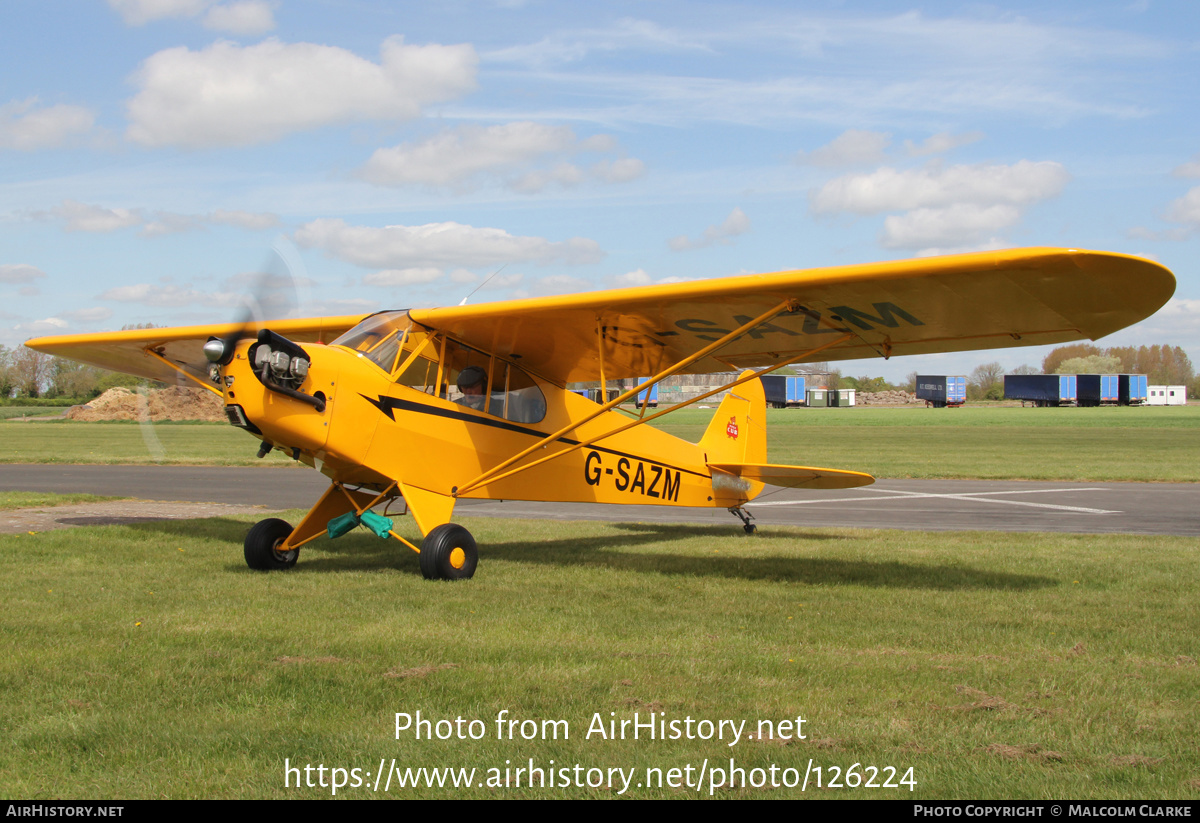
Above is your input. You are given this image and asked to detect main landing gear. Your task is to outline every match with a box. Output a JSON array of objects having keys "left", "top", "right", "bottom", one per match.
[
  {"left": 244, "top": 518, "right": 299, "bottom": 570},
  {"left": 729, "top": 506, "right": 757, "bottom": 535},
  {"left": 241, "top": 514, "right": 478, "bottom": 580}
]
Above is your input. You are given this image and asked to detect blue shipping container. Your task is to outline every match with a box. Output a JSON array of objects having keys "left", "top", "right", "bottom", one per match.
[
  {"left": 916, "top": 375, "right": 966, "bottom": 407},
  {"left": 636, "top": 380, "right": 659, "bottom": 408},
  {"left": 787, "top": 376, "right": 806, "bottom": 406},
  {"left": 1005, "top": 374, "right": 1076, "bottom": 406},
  {"left": 1118, "top": 374, "right": 1148, "bottom": 405}
]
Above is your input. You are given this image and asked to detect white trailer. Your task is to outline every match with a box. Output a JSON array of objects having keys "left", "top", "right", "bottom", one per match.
[{"left": 1147, "top": 385, "right": 1187, "bottom": 405}]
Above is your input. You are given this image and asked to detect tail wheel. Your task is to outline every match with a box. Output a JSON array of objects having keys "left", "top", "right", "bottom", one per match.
[
  {"left": 245, "top": 518, "right": 298, "bottom": 570},
  {"left": 420, "top": 524, "right": 478, "bottom": 581}
]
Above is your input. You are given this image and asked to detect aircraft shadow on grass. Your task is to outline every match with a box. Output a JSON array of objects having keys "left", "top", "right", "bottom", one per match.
[{"left": 118, "top": 516, "right": 1056, "bottom": 593}]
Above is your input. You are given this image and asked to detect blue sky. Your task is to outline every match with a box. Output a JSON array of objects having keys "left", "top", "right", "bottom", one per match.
[{"left": 2, "top": 0, "right": 1197, "bottom": 381}]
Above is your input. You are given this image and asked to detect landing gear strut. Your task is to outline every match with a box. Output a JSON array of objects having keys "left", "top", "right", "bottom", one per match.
[{"left": 729, "top": 506, "right": 757, "bottom": 534}]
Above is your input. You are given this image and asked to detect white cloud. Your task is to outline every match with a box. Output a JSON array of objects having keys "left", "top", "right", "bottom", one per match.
[
  {"left": 0, "top": 264, "right": 47, "bottom": 284},
  {"left": 810, "top": 159, "right": 1068, "bottom": 254},
  {"left": 510, "top": 163, "right": 584, "bottom": 194},
  {"left": 881, "top": 204, "right": 1021, "bottom": 250},
  {"left": 362, "top": 122, "right": 575, "bottom": 187},
  {"left": 0, "top": 99, "right": 94, "bottom": 151},
  {"left": 62, "top": 307, "right": 114, "bottom": 324},
  {"left": 109, "top": 0, "right": 274, "bottom": 32},
  {"left": 669, "top": 207, "right": 751, "bottom": 251},
  {"left": 608, "top": 268, "right": 652, "bottom": 287},
  {"left": 140, "top": 213, "right": 203, "bottom": 237},
  {"left": 362, "top": 267, "right": 444, "bottom": 287},
  {"left": 15, "top": 317, "right": 69, "bottom": 334},
  {"left": 36, "top": 200, "right": 279, "bottom": 235},
  {"left": 798, "top": 130, "right": 891, "bottom": 167},
  {"left": 203, "top": 1, "right": 276, "bottom": 34},
  {"left": 1164, "top": 186, "right": 1200, "bottom": 226},
  {"left": 903, "top": 131, "right": 984, "bottom": 157},
  {"left": 99, "top": 283, "right": 241, "bottom": 308},
  {"left": 810, "top": 160, "right": 1069, "bottom": 215},
  {"left": 592, "top": 157, "right": 645, "bottom": 183},
  {"left": 294, "top": 218, "right": 604, "bottom": 269},
  {"left": 603, "top": 268, "right": 690, "bottom": 288},
  {"left": 1172, "top": 155, "right": 1200, "bottom": 179},
  {"left": 359, "top": 121, "right": 643, "bottom": 192},
  {"left": 1100, "top": 298, "right": 1200, "bottom": 352},
  {"left": 51, "top": 200, "right": 143, "bottom": 233},
  {"left": 301, "top": 298, "right": 379, "bottom": 316},
  {"left": 209, "top": 209, "right": 280, "bottom": 230},
  {"left": 527, "top": 274, "right": 594, "bottom": 296},
  {"left": 126, "top": 36, "right": 477, "bottom": 148},
  {"left": 108, "top": 0, "right": 210, "bottom": 25}
]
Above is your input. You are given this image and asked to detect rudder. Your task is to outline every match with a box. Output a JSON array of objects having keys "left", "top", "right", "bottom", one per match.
[{"left": 698, "top": 371, "right": 767, "bottom": 466}]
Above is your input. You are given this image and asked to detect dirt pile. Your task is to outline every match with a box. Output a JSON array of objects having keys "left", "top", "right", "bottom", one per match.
[
  {"left": 857, "top": 390, "right": 921, "bottom": 406},
  {"left": 65, "top": 386, "right": 225, "bottom": 422}
]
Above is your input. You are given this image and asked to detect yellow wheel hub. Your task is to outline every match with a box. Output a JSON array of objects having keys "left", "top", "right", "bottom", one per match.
[{"left": 449, "top": 547, "right": 466, "bottom": 569}]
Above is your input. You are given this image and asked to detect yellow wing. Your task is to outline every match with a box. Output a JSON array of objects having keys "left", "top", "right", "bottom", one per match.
[
  {"left": 26, "top": 248, "right": 1173, "bottom": 387},
  {"left": 407, "top": 247, "right": 1174, "bottom": 383},
  {"left": 24, "top": 315, "right": 365, "bottom": 385}
]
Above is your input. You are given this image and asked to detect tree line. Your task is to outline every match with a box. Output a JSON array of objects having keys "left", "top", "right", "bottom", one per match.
[{"left": 4, "top": 340, "right": 1196, "bottom": 403}]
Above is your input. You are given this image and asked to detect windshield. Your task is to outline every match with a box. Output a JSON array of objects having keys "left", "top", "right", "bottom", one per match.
[{"left": 331, "top": 311, "right": 410, "bottom": 372}]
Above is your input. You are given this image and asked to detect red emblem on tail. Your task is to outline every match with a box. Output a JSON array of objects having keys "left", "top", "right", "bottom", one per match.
[{"left": 726, "top": 417, "right": 739, "bottom": 439}]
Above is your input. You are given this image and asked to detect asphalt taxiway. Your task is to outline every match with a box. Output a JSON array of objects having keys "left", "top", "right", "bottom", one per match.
[{"left": 1, "top": 465, "right": 1195, "bottom": 536}]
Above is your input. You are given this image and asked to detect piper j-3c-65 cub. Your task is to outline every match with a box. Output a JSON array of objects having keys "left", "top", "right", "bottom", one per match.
[{"left": 27, "top": 248, "right": 1175, "bottom": 580}]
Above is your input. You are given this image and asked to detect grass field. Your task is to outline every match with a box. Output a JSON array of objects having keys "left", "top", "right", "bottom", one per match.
[
  {"left": 2, "top": 405, "right": 1197, "bottom": 480},
  {"left": 2, "top": 514, "right": 1197, "bottom": 799},
  {"left": 2, "top": 403, "right": 1197, "bottom": 799}
]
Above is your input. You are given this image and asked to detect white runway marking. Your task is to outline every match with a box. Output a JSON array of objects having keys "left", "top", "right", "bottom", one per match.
[{"left": 748, "top": 487, "right": 1121, "bottom": 515}]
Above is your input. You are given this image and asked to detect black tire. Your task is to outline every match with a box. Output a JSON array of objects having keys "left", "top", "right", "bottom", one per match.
[
  {"left": 245, "top": 518, "right": 298, "bottom": 570},
  {"left": 743, "top": 523, "right": 757, "bottom": 535},
  {"left": 419, "top": 524, "right": 478, "bottom": 580}
]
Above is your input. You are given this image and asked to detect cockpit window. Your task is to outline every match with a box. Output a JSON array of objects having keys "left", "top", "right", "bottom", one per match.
[
  {"left": 331, "top": 311, "right": 410, "bottom": 373},
  {"left": 440, "top": 339, "right": 546, "bottom": 424},
  {"left": 334, "top": 313, "right": 546, "bottom": 424}
]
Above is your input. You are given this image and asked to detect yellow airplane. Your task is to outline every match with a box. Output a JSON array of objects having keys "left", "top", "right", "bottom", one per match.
[{"left": 26, "top": 247, "right": 1174, "bottom": 580}]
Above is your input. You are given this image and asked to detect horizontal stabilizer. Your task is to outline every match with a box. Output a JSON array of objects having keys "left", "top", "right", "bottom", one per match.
[{"left": 708, "top": 462, "right": 875, "bottom": 490}]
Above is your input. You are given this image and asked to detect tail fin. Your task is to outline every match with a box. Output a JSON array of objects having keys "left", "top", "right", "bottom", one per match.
[{"left": 698, "top": 371, "right": 767, "bottom": 465}]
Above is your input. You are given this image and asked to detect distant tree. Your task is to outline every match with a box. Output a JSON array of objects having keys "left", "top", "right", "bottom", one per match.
[
  {"left": 0, "top": 345, "right": 14, "bottom": 398},
  {"left": 47, "top": 358, "right": 106, "bottom": 399},
  {"left": 904, "top": 371, "right": 918, "bottom": 393},
  {"left": 1011, "top": 364, "right": 1039, "bottom": 375},
  {"left": 1056, "top": 355, "right": 1123, "bottom": 375},
  {"left": 968, "top": 361, "right": 1005, "bottom": 400},
  {"left": 854, "top": 375, "right": 893, "bottom": 393},
  {"left": 1041, "top": 343, "right": 1194, "bottom": 385},
  {"left": 11, "top": 347, "right": 54, "bottom": 398},
  {"left": 1042, "top": 343, "right": 1101, "bottom": 374}
]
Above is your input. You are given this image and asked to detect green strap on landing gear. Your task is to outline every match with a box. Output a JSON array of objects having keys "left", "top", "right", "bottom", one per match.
[
  {"left": 360, "top": 510, "right": 394, "bottom": 538},
  {"left": 328, "top": 509, "right": 394, "bottom": 540},
  {"left": 327, "top": 512, "right": 360, "bottom": 539}
]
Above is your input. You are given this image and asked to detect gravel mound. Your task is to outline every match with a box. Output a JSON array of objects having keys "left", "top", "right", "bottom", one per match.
[{"left": 65, "top": 387, "right": 225, "bottom": 422}]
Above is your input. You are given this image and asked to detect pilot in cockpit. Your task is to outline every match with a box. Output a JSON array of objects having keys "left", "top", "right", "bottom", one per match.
[{"left": 456, "top": 366, "right": 489, "bottom": 412}]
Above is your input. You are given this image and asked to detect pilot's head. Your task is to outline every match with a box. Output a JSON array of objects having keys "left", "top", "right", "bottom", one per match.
[{"left": 458, "top": 366, "right": 487, "bottom": 396}]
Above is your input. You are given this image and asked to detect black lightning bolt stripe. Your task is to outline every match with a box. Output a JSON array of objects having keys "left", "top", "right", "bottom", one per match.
[{"left": 360, "top": 394, "right": 709, "bottom": 480}]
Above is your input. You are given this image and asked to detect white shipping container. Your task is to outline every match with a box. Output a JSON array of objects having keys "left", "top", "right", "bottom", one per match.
[{"left": 1147, "top": 385, "right": 1187, "bottom": 406}]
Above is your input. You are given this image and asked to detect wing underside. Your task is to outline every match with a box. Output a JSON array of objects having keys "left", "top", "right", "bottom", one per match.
[
  {"left": 25, "top": 315, "right": 365, "bottom": 385},
  {"left": 407, "top": 248, "right": 1175, "bottom": 384}
]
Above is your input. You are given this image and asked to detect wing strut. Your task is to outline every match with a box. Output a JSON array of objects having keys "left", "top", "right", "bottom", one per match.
[
  {"left": 453, "top": 299, "right": 851, "bottom": 497},
  {"left": 143, "top": 347, "right": 224, "bottom": 397}
]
